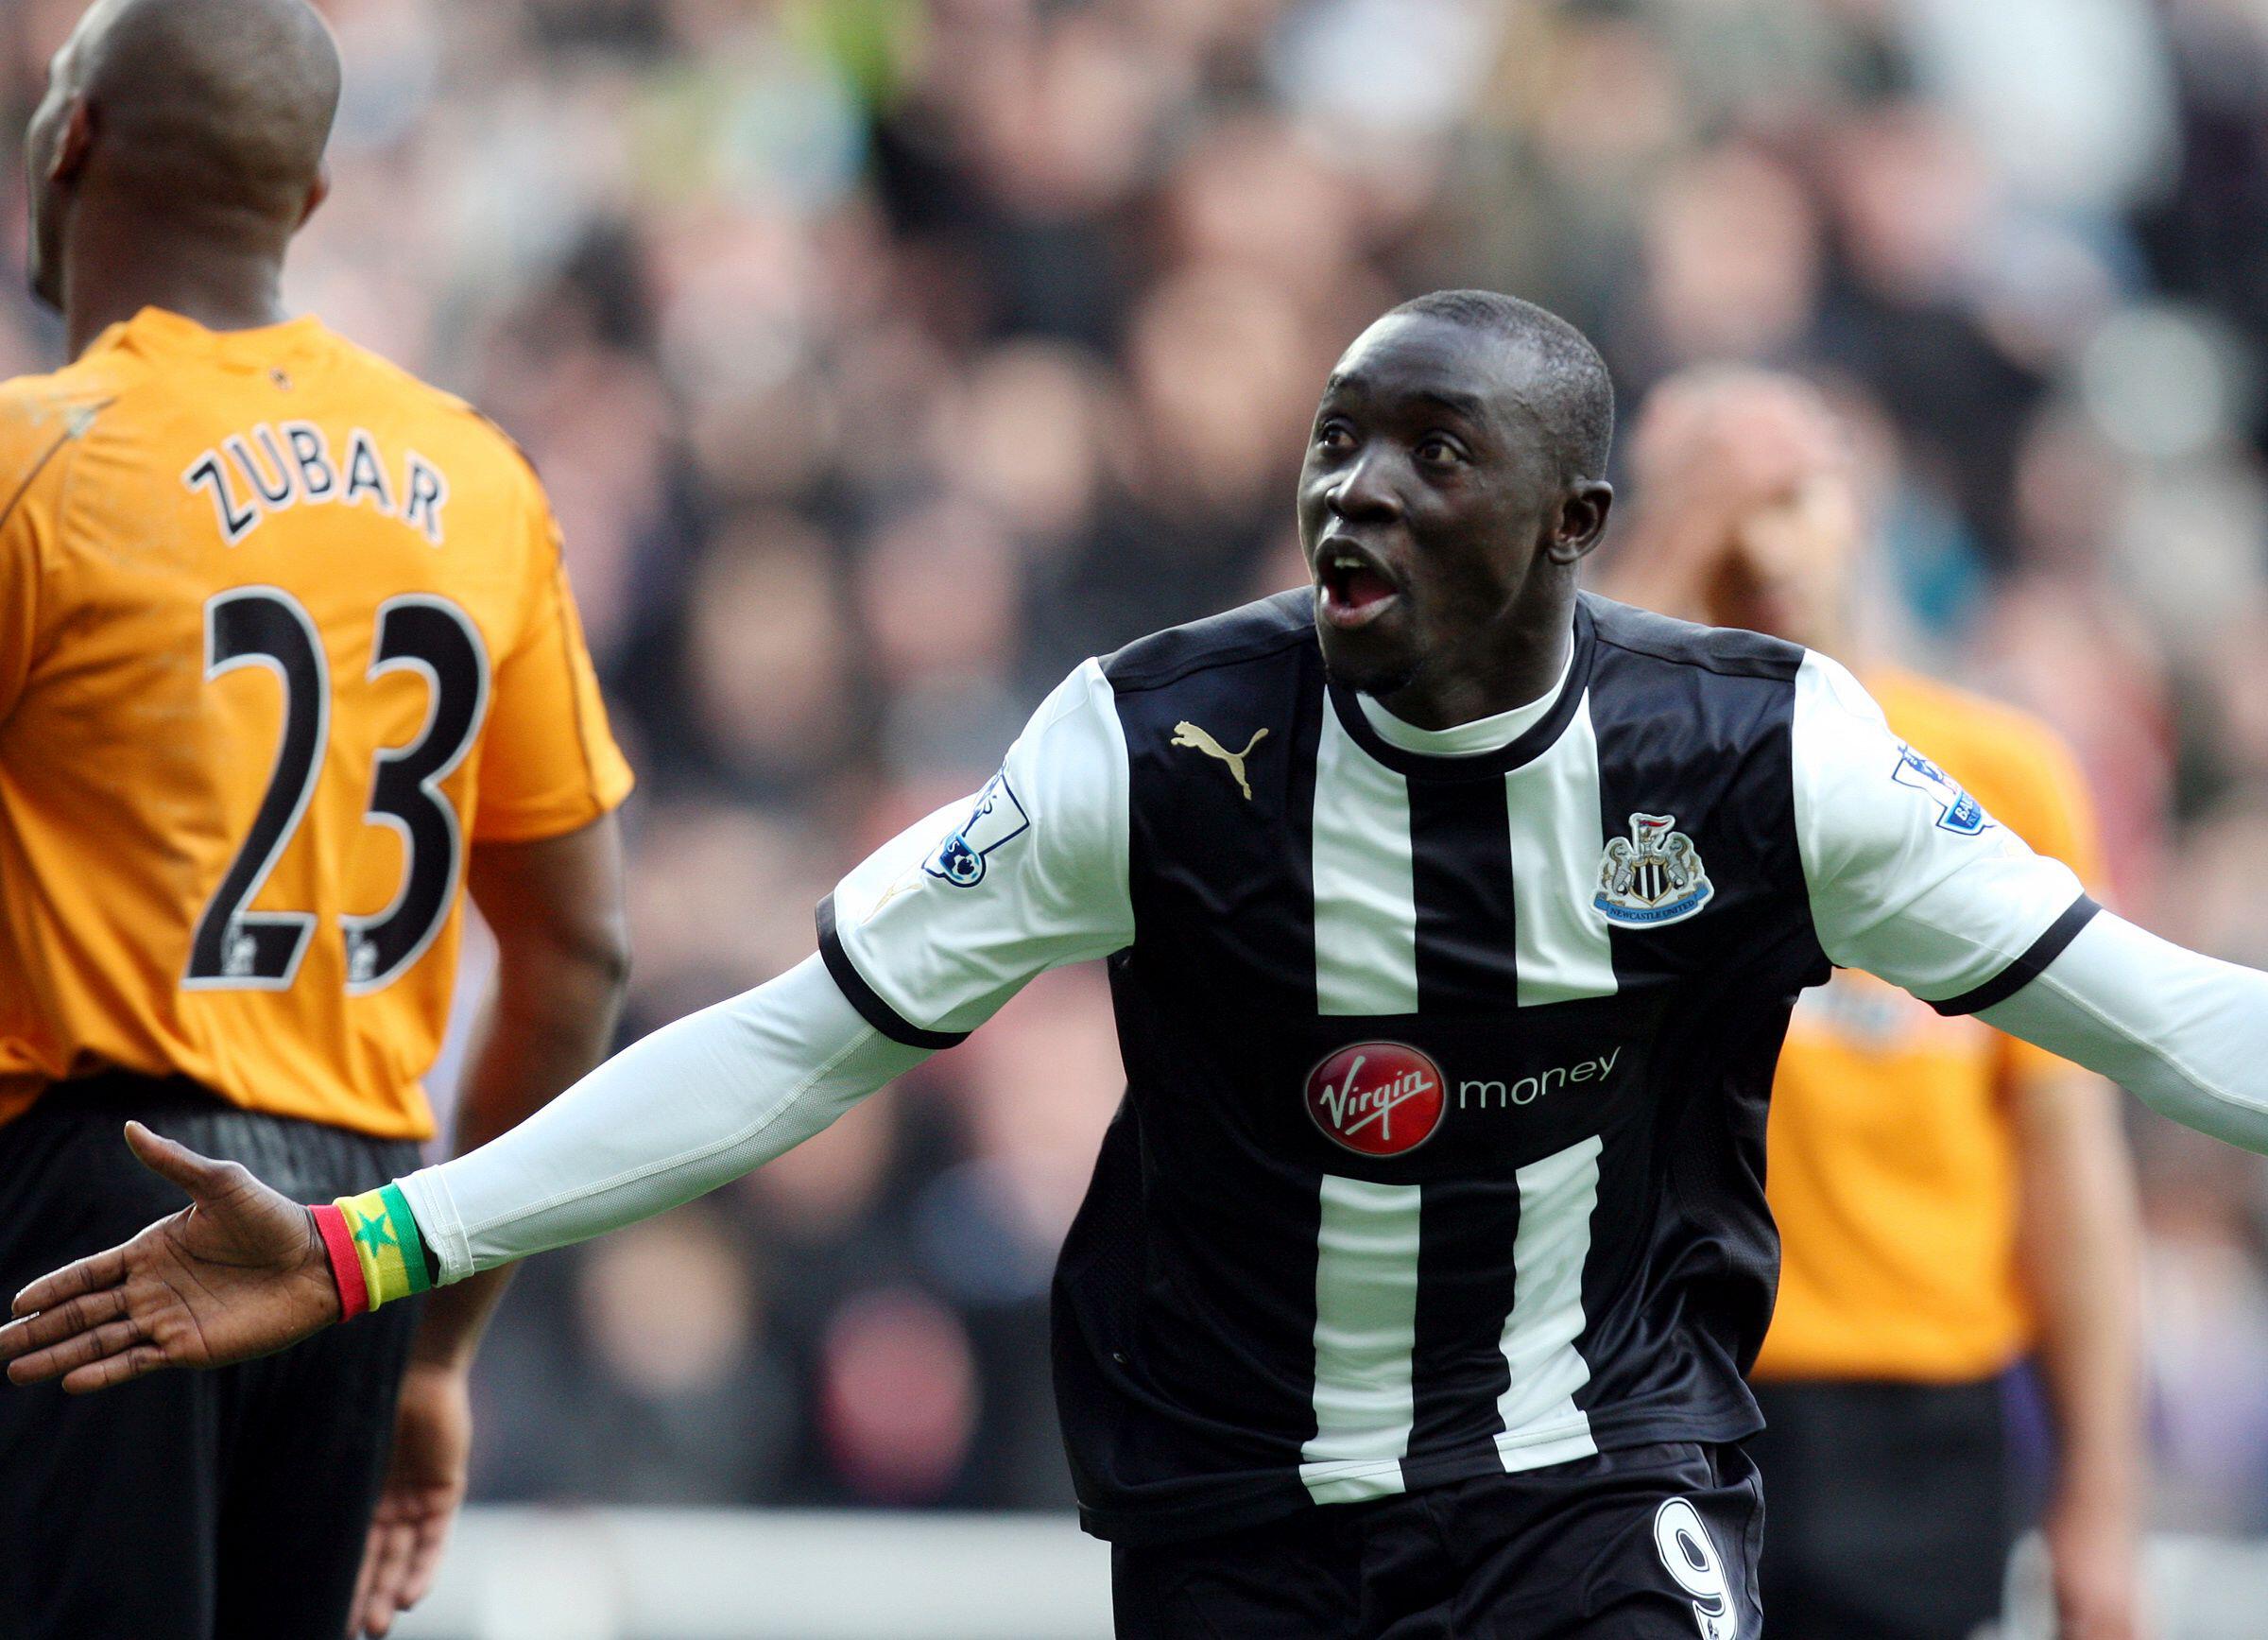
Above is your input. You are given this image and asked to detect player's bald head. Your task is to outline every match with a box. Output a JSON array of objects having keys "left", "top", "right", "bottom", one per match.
[
  {"left": 67, "top": 0, "right": 337, "bottom": 212},
  {"left": 1383, "top": 289, "right": 1616, "bottom": 486},
  {"left": 27, "top": 0, "right": 339, "bottom": 304}
]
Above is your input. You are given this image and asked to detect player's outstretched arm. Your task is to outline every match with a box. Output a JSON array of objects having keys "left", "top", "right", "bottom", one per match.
[
  {"left": 0, "top": 959, "right": 911, "bottom": 1401},
  {"left": 0, "top": 1121, "right": 341, "bottom": 1391},
  {"left": 1795, "top": 651, "right": 2268, "bottom": 1153},
  {"left": 1978, "top": 913, "right": 2268, "bottom": 1152}
]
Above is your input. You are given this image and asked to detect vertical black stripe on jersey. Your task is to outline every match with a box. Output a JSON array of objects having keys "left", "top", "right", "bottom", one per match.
[
  {"left": 1406, "top": 1174, "right": 1529, "bottom": 1465},
  {"left": 1405, "top": 777, "right": 1519, "bottom": 1011},
  {"left": 1403, "top": 776, "right": 1526, "bottom": 1456}
]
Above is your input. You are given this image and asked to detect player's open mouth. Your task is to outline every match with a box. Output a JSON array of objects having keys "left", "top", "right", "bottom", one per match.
[{"left": 1315, "top": 544, "right": 1403, "bottom": 630}]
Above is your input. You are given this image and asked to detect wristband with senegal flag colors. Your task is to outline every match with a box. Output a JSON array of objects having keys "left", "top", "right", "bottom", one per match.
[{"left": 308, "top": 1183, "right": 434, "bottom": 1320}]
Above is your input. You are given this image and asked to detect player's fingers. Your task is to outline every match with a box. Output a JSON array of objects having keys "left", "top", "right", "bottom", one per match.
[
  {"left": 0, "top": 1337, "right": 65, "bottom": 1384},
  {"left": 361, "top": 1522, "right": 419, "bottom": 1635},
  {"left": 0, "top": 1303, "right": 71, "bottom": 1363},
  {"left": 11, "top": 1244, "right": 128, "bottom": 1318},
  {"left": 0, "top": 1309, "right": 53, "bottom": 1365},
  {"left": 58, "top": 1340, "right": 168, "bottom": 1394},
  {"left": 123, "top": 1120, "right": 240, "bottom": 1199},
  {"left": 0, "top": 1284, "right": 134, "bottom": 1371},
  {"left": 5, "top": 1283, "right": 132, "bottom": 1352},
  {"left": 370, "top": 1516, "right": 416, "bottom": 1599},
  {"left": 353, "top": 1522, "right": 404, "bottom": 1636},
  {"left": 348, "top": 1522, "right": 384, "bottom": 1638},
  {"left": 3, "top": 1314, "right": 145, "bottom": 1384},
  {"left": 400, "top": 1509, "right": 455, "bottom": 1606}
]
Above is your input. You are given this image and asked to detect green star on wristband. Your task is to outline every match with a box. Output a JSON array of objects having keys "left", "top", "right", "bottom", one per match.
[{"left": 352, "top": 1211, "right": 398, "bottom": 1254}]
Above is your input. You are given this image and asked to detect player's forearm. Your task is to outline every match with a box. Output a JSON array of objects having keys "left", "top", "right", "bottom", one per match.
[
  {"left": 404, "top": 932, "right": 630, "bottom": 1366},
  {"left": 1981, "top": 910, "right": 2268, "bottom": 1152},
  {"left": 2014, "top": 1068, "right": 2146, "bottom": 1533},
  {"left": 394, "top": 954, "right": 928, "bottom": 1285}
]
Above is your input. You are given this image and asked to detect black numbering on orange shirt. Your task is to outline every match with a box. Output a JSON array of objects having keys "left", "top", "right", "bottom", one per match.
[{"left": 184, "top": 587, "right": 490, "bottom": 994}]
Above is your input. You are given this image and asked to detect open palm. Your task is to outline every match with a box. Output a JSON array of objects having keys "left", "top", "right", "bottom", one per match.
[{"left": 0, "top": 1121, "right": 341, "bottom": 1392}]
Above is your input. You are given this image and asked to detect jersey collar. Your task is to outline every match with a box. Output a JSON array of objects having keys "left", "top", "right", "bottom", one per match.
[
  {"left": 1357, "top": 628, "right": 1573, "bottom": 755},
  {"left": 88, "top": 305, "right": 329, "bottom": 368},
  {"left": 1324, "top": 598, "right": 1596, "bottom": 781}
]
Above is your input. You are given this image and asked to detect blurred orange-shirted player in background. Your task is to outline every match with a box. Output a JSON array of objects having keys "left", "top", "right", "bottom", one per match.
[
  {"left": 1609, "top": 369, "right": 2146, "bottom": 1640},
  {"left": 0, "top": 3, "right": 632, "bottom": 1637}
]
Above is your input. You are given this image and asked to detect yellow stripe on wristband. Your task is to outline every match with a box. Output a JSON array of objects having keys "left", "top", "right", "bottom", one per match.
[{"left": 334, "top": 1183, "right": 432, "bottom": 1311}]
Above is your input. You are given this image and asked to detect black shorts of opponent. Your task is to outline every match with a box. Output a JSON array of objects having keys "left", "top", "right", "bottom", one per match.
[
  {"left": 0, "top": 1073, "right": 422, "bottom": 1640},
  {"left": 1748, "top": 1375, "right": 2017, "bottom": 1640},
  {"left": 1111, "top": 1440, "right": 1763, "bottom": 1638}
]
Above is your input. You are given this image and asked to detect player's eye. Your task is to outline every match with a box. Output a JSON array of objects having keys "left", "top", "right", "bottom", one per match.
[
  {"left": 1314, "top": 421, "right": 1354, "bottom": 454},
  {"left": 1416, "top": 436, "right": 1466, "bottom": 468}
]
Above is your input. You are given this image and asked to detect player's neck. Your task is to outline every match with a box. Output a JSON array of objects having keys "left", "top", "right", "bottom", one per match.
[
  {"left": 1362, "top": 631, "right": 1572, "bottom": 755},
  {"left": 60, "top": 208, "right": 292, "bottom": 361},
  {"left": 1377, "top": 591, "right": 1576, "bottom": 733}
]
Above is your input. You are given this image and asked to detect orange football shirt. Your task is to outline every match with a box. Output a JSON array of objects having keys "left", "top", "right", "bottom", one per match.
[
  {"left": 0, "top": 307, "right": 632, "bottom": 1140},
  {"left": 1753, "top": 667, "right": 2103, "bottom": 1383}
]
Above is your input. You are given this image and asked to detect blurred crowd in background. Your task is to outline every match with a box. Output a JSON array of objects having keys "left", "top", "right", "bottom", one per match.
[{"left": 10, "top": 0, "right": 2268, "bottom": 1530}]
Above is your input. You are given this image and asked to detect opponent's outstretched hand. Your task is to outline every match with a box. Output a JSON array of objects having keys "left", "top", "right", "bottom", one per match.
[{"left": 0, "top": 1121, "right": 340, "bottom": 1392}]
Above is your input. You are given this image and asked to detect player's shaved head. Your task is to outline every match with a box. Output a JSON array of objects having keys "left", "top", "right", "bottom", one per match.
[
  {"left": 76, "top": 0, "right": 338, "bottom": 209},
  {"left": 26, "top": 0, "right": 340, "bottom": 311},
  {"left": 1385, "top": 289, "right": 1617, "bottom": 485}
]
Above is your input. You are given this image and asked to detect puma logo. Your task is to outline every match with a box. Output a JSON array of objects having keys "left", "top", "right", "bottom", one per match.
[{"left": 1173, "top": 721, "right": 1269, "bottom": 801}]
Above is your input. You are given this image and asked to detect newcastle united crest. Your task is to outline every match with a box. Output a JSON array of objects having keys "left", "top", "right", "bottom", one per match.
[{"left": 1594, "top": 813, "right": 1714, "bottom": 928}]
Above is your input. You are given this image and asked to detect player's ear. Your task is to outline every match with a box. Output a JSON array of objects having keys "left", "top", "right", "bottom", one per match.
[
  {"left": 50, "top": 98, "right": 94, "bottom": 185},
  {"left": 297, "top": 165, "right": 331, "bottom": 229},
  {"left": 1547, "top": 480, "right": 1613, "bottom": 566}
]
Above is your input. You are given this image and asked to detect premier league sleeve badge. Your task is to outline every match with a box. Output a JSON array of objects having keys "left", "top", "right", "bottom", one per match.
[
  {"left": 1890, "top": 745, "right": 1993, "bottom": 836},
  {"left": 924, "top": 770, "right": 1032, "bottom": 888}
]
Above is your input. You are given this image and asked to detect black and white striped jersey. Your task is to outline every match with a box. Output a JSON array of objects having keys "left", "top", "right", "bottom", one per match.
[{"left": 816, "top": 589, "right": 2096, "bottom": 1544}]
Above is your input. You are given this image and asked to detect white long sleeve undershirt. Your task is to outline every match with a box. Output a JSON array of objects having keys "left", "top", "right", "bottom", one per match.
[
  {"left": 1978, "top": 912, "right": 2268, "bottom": 1150},
  {"left": 398, "top": 954, "right": 930, "bottom": 1286}
]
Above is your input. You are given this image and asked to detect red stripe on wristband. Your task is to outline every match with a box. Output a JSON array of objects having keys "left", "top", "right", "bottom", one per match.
[{"left": 311, "top": 1204, "right": 369, "bottom": 1321}]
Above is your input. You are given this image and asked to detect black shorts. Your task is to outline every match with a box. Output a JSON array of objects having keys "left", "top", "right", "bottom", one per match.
[
  {"left": 1111, "top": 1441, "right": 1763, "bottom": 1639},
  {"left": 0, "top": 1075, "right": 422, "bottom": 1640},
  {"left": 1747, "top": 1375, "right": 2015, "bottom": 1640}
]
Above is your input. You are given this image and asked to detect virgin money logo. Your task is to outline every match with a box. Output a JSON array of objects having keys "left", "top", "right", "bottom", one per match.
[{"left": 1306, "top": 1042, "right": 1446, "bottom": 1158}]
